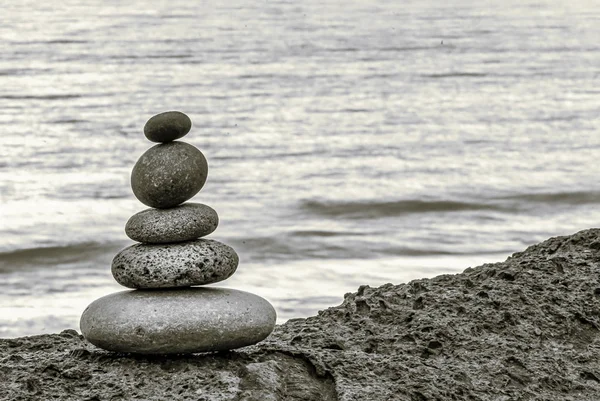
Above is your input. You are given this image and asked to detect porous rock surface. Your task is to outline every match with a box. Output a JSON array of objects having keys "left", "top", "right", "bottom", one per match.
[
  {"left": 2, "top": 228, "right": 600, "bottom": 401},
  {"left": 111, "top": 239, "right": 238, "bottom": 288}
]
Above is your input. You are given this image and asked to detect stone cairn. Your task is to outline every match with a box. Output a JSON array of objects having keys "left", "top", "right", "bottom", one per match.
[{"left": 80, "top": 111, "right": 276, "bottom": 354}]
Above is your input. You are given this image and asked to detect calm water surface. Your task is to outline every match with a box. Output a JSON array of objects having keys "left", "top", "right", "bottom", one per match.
[{"left": 1, "top": 0, "right": 599, "bottom": 337}]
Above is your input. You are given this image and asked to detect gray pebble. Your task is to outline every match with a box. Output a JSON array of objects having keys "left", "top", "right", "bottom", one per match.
[
  {"left": 144, "top": 111, "right": 192, "bottom": 143},
  {"left": 112, "top": 239, "right": 238, "bottom": 288},
  {"left": 125, "top": 203, "right": 219, "bottom": 244},
  {"left": 80, "top": 287, "right": 277, "bottom": 354},
  {"left": 131, "top": 141, "right": 208, "bottom": 209}
]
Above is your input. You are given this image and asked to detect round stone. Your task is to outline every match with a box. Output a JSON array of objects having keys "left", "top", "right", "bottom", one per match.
[
  {"left": 80, "top": 287, "right": 277, "bottom": 354},
  {"left": 144, "top": 111, "right": 192, "bottom": 143},
  {"left": 112, "top": 239, "right": 238, "bottom": 289},
  {"left": 131, "top": 141, "right": 208, "bottom": 209},
  {"left": 125, "top": 203, "right": 219, "bottom": 244}
]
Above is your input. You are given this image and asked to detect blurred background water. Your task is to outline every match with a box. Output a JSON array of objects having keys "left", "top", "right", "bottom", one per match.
[{"left": 1, "top": 0, "right": 599, "bottom": 337}]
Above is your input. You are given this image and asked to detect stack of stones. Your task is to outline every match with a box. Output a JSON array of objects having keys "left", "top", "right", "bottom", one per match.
[{"left": 80, "top": 111, "right": 276, "bottom": 354}]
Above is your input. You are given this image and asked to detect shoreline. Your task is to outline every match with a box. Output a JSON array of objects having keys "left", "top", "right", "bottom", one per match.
[{"left": 2, "top": 228, "right": 600, "bottom": 400}]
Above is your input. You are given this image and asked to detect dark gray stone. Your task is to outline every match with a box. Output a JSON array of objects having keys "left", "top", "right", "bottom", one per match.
[
  {"left": 111, "top": 239, "right": 238, "bottom": 288},
  {"left": 79, "top": 287, "right": 277, "bottom": 354},
  {"left": 131, "top": 141, "right": 208, "bottom": 209},
  {"left": 143, "top": 111, "right": 192, "bottom": 143},
  {"left": 125, "top": 203, "right": 219, "bottom": 244}
]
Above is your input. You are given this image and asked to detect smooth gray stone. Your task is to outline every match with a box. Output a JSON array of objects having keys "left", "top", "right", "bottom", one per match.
[
  {"left": 80, "top": 287, "right": 277, "bottom": 354},
  {"left": 112, "top": 239, "right": 238, "bottom": 289},
  {"left": 144, "top": 111, "right": 192, "bottom": 143},
  {"left": 125, "top": 203, "right": 219, "bottom": 244},
  {"left": 131, "top": 141, "right": 208, "bottom": 209}
]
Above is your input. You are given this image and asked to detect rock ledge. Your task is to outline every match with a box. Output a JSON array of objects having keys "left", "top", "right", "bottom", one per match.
[{"left": 2, "top": 228, "right": 600, "bottom": 400}]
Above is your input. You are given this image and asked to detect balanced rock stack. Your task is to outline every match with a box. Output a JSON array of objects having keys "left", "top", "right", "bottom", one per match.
[{"left": 80, "top": 111, "right": 276, "bottom": 354}]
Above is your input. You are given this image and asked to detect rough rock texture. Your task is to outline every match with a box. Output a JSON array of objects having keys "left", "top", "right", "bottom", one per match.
[
  {"left": 125, "top": 203, "right": 219, "bottom": 244},
  {"left": 111, "top": 239, "right": 238, "bottom": 288},
  {"left": 3, "top": 228, "right": 600, "bottom": 401},
  {"left": 144, "top": 111, "right": 192, "bottom": 143},
  {"left": 131, "top": 141, "right": 208, "bottom": 209},
  {"left": 80, "top": 288, "right": 277, "bottom": 354}
]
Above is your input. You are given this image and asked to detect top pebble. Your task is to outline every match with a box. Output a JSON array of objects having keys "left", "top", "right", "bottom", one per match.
[{"left": 144, "top": 111, "right": 192, "bottom": 143}]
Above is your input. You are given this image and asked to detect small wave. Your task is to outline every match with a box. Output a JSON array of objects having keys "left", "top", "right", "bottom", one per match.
[
  {"left": 423, "top": 72, "right": 487, "bottom": 78},
  {"left": 49, "top": 118, "right": 89, "bottom": 124},
  {"left": 10, "top": 39, "right": 87, "bottom": 45},
  {"left": 301, "top": 199, "right": 507, "bottom": 219},
  {"left": 499, "top": 191, "right": 600, "bottom": 205},
  {"left": 0, "top": 94, "right": 83, "bottom": 100},
  {"left": 321, "top": 46, "right": 429, "bottom": 53},
  {"left": 378, "top": 46, "right": 429, "bottom": 52},
  {"left": 238, "top": 73, "right": 278, "bottom": 79},
  {"left": 212, "top": 150, "right": 327, "bottom": 161},
  {"left": 49, "top": 191, "right": 130, "bottom": 200},
  {"left": 379, "top": 247, "right": 481, "bottom": 257},
  {"left": 367, "top": 73, "right": 398, "bottom": 79},
  {"left": 230, "top": 235, "right": 369, "bottom": 261},
  {"left": 46, "top": 39, "right": 88, "bottom": 44},
  {"left": 227, "top": 237, "right": 297, "bottom": 261},
  {"left": 538, "top": 115, "right": 579, "bottom": 122},
  {"left": 229, "top": 233, "right": 492, "bottom": 261},
  {"left": 0, "top": 69, "right": 22, "bottom": 76},
  {"left": 0, "top": 242, "right": 125, "bottom": 272},
  {"left": 340, "top": 108, "right": 372, "bottom": 113},
  {"left": 112, "top": 54, "right": 193, "bottom": 60},
  {"left": 325, "top": 47, "right": 361, "bottom": 53},
  {"left": 305, "top": 108, "right": 374, "bottom": 114},
  {"left": 159, "top": 14, "right": 196, "bottom": 19},
  {"left": 290, "top": 230, "right": 364, "bottom": 238},
  {"left": 469, "top": 29, "right": 494, "bottom": 34}
]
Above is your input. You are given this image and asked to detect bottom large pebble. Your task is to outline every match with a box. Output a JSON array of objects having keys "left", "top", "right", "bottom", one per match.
[{"left": 80, "top": 287, "right": 276, "bottom": 354}]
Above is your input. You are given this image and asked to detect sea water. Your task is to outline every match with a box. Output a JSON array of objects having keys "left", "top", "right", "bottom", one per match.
[{"left": 1, "top": 0, "right": 599, "bottom": 337}]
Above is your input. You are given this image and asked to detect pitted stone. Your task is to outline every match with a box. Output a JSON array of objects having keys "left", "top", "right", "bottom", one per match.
[{"left": 111, "top": 239, "right": 238, "bottom": 288}]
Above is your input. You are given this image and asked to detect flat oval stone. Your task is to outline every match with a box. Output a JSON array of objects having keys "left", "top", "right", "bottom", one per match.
[
  {"left": 144, "top": 111, "right": 192, "bottom": 143},
  {"left": 80, "top": 287, "right": 277, "bottom": 354},
  {"left": 125, "top": 203, "right": 219, "bottom": 244},
  {"left": 131, "top": 141, "right": 208, "bottom": 209},
  {"left": 112, "top": 239, "right": 238, "bottom": 288}
]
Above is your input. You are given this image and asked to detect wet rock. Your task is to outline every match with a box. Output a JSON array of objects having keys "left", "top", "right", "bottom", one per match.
[
  {"left": 111, "top": 239, "right": 238, "bottom": 288},
  {"left": 143, "top": 111, "right": 192, "bottom": 143},
  {"left": 125, "top": 203, "right": 219, "bottom": 244},
  {"left": 131, "top": 141, "right": 208, "bottom": 209}
]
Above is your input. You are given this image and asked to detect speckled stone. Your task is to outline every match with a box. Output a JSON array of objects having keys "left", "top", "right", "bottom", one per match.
[
  {"left": 131, "top": 141, "right": 208, "bottom": 209},
  {"left": 80, "top": 287, "right": 277, "bottom": 354},
  {"left": 144, "top": 111, "right": 192, "bottom": 143},
  {"left": 111, "top": 239, "right": 238, "bottom": 288},
  {"left": 125, "top": 203, "right": 219, "bottom": 244}
]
